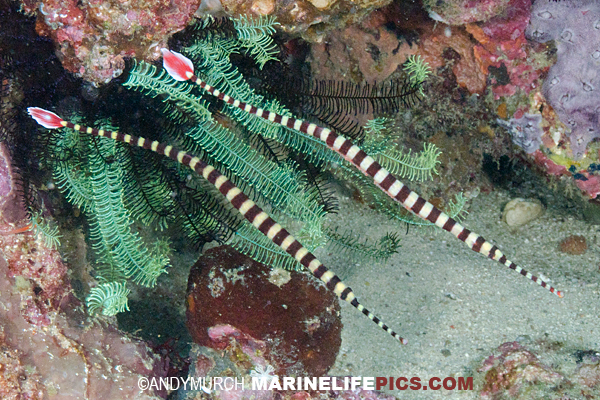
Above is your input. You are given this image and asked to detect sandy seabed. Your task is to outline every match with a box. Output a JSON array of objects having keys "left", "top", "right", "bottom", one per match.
[{"left": 323, "top": 187, "right": 600, "bottom": 399}]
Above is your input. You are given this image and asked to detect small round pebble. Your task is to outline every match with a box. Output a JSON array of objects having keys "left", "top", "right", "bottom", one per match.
[
  {"left": 502, "top": 198, "right": 544, "bottom": 227},
  {"left": 559, "top": 235, "right": 587, "bottom": 255}
]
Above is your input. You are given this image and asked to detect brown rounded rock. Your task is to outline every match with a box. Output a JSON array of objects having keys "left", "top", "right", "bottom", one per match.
[
  {"left": 559, "top": 235, "right": 587, "bottom": 255},
  {"left": 186, "top": 245, "right": 342, "bottom": 377}
]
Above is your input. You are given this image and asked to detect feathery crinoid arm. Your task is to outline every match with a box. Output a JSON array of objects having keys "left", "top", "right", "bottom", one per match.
[
  {"left": 28, "top": 107, "right": 408, "bottom": 343},
  {"left": 124, "top": 59, "right": 327, "bottom": 253},
  {"left": 160, "top": 49, "right": 564, "bottom": 298}
]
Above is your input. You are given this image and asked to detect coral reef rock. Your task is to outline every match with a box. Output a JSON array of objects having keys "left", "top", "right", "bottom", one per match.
[
  {"left": 177, "top": 342, "right": 399, "bottom": 400},
  {"left": 478, "top": 340, "right": 600, "bottom": 399},
  {"left": 0, "top": 228, "right": 168, "bottom": 400},
  {"left": 0, "top": 146, "right": 167, "bottom": 400},
  {"left": 217, "top": 0, "right": 393, "bottom": 41},
  {"left": 478, "top": 341, "right": 565, "bottom": 399},
  {"left": 20, "top": 0, "right": 202, "bottom": 86},
  {"left": 186, "top": 245, "right": 342, "bottom": 377},
  {"left": 423, "top": 0, "right": 511, "bottom": 25},
  {"left": 468, "top": 0, "right": 539, "bottom": 100},
  {"left": 22, "top": 0, "right": 397, "bottom": 84},
  {"left": 0, "top": 143, "right": 26, "bottom": 224},
  {"left": 497, "top": 113, "right": 543, "bottom": 154}
]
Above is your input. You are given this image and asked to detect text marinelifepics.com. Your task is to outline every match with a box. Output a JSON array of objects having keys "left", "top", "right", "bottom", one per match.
[{"left": 138, "top": 376, "right": 474, "bottom": 392}]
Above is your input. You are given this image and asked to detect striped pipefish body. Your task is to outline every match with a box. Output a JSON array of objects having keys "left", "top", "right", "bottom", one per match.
[
  {"left": 161, "top": 48, "right": 564, "bottom": 299},
  {"left": 28, "top": 106, "right": 408, "bottom": 343}
]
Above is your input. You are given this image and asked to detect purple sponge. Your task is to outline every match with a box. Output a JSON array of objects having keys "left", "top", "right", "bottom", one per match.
[
  {"left": 497, "top": 113, "right": 544, "bottom": 154},
  {"left": 526, "top": 0, "right": 600, "bottom": 158}
]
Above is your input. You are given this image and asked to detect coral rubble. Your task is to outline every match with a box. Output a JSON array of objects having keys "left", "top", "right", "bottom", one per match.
[
  {"left": 478, "top": 341, "right": 564, "bottom": 399},
  {"left": 478, "top": 340, "right": 600, "bottom": 399}
]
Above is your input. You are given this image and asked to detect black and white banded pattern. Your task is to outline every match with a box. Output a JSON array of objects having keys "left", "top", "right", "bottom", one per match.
[
  {"left": 187, "top": 75, "right": 564, "bottom": 298},
  {"left": 49, "top": 117, "right": 407, "bottom": 344}
]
